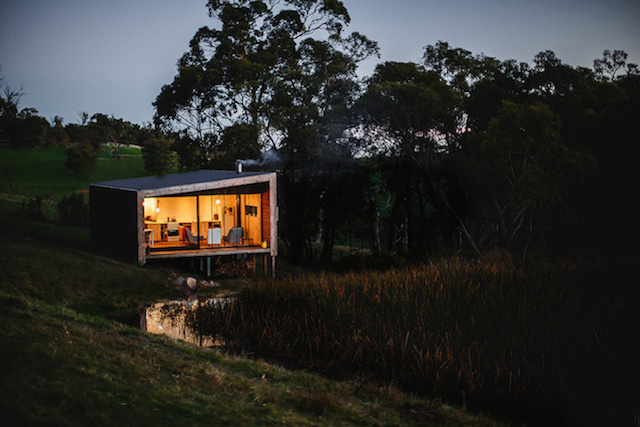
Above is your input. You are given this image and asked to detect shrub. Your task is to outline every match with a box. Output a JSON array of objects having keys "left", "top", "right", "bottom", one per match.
[
  {"left": 58, "top": 192, "right": 89, "bottom": 226},
  {"left": 142, "top": 137, "right": 175, "bottom": 175},
  {"left": 64, "top": 141, "right": 97, "bottom": 171},
  {"left": 25, "top": 195, "right": 47, "bottom": 220}
]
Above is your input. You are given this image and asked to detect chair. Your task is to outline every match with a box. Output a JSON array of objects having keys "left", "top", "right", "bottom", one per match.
[
  {"left": 224, "top": 227, "right": 243, "bottom": 244},
  {"left": 144, "top": 229, "right": 154, "bottom": 247},
  {"left": 185, "top": 227, "right": 205, "bottom": 244}
]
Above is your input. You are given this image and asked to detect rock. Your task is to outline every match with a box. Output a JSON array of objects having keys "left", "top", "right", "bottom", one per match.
[
  {"left": 186, "top": 277, "right": 198, "bottom": 291},
  {"left": 174, "top": 277, "right": 186, "bottom": 287}
]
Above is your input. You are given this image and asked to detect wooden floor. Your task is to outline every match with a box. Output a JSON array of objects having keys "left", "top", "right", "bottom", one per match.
[
  {"left": 150, "top": 241, "right": 242, "bottom": 249},
  {"left": 146, "top": 240, "right": 270, "bottom": 259}
]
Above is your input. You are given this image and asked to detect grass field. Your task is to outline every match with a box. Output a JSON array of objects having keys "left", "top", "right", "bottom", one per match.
[
  {"left": 0, "top": 216, "right": 499, "bottom": 425},
  {"left": 0, "top": 145, "right": 159, "bottom": 199}
]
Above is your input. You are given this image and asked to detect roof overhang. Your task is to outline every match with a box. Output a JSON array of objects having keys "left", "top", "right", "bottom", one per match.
[{"left": 90, "top": 170, "right": 276, "bottom": 197}]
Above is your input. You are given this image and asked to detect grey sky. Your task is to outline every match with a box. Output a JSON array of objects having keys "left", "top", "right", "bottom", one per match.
[{"left": 1, "top": 0, "right": 638, "bottom": 125}]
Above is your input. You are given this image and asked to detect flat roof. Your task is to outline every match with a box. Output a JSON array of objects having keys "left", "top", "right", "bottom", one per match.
[{"left": 91, "top": 170, "right": 273, "bottom": 192}]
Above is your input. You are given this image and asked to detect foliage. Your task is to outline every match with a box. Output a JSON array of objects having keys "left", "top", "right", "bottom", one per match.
[
  {"left": 377, "top": 42, "right": 640, "bottom": 260},
  {"left": 57, "top": 192, "right": 89, "bottom": 226},
  {"left": 356, "top": 61, "right": 461, "bottom": 252},
  {"left": 142, "top": 136, "right": 176, "bottom": 175},
  {"left": 24, "top": 195, "right": 50, "bottom": 221},
  {"left": 191, "top": 259, "right": 639, "bottom": 425},
  {"left": 10, "top": 111, "right": 50, "bottom": 147},
  {"left": 154, "top": 0, "right": 378, "bottom": 172},
  {"left": 172, "top": 134, "right": 213, "bottom": 171},
  {"left": 593, "top": 49, "right": 638, "bottom": 81},
  {"left": 461, "top": 101, "right": 593, "bottom": 257},
  {"left": 48, "top": 116, "right": 70, "bottom": 146},
  {"left": 64, "top": 141, "right": 98, "bottom": 171}
]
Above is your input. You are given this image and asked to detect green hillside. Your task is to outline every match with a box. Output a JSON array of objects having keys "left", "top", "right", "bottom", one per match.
[{"left": 0, "top": 145, "right": 155, "bottom": 199}]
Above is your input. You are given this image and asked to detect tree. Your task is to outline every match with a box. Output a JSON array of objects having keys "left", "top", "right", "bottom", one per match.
[
  {"left": 142, "top": 137, "right": 176, "bottom": 175},
  {"left": 357, "top": 61, "right": 460, "bottom": 251},
  {"left": 12, "top": 108, "right": 49, "bottom": 147},
  {"left": 88, "top": 113, "right": 136, "bottom": 159},
  {"left": 462, "top": 101, "right": 592, "bottom": 258},
  {"left": 0, "top": 70, "right": 23, "bottom": 122},
  {"left": 214, "top": 122, "right": 261, "bottom": 167},
  {"left": 422, "top": 40, "right": 492, "bottom": 96},
  {"left": 48, "top": 116, "right": 70, "bottom": 146},
  {"left": 154, "top": 0, "right": 377, "bottom": 166},
  {"left": 64, "top": 141, "right": 97, "bottom": 171},
  {"left": 466, "top": 58, "right": 531, "bottom": 132},
  {"left": 173, "top": 134, "right": 213, "bottom": 171},
  {"left": 593, "top": 49, "right": 638, "bottom": 81},
  {"left": 1, "top": 77, "right": 48, "bottom": 147}
]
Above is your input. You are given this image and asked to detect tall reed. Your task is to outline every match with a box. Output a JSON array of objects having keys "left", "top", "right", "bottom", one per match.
[{"left": 189, "top": 258, "right": 637, "bottom": 420}]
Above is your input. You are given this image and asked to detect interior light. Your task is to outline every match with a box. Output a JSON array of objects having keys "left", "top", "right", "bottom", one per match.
[
  {"left": 156, "top": 207, "right": 160, "bottom": 213},
  {"left": 216, "top": 199, "right": 221, "bottom": 205}
]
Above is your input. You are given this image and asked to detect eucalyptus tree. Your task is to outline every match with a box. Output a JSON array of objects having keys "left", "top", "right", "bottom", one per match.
[
  {"left": 87, "top": 114, "right": 137, "bottom": 159},
  {"left": 142, "top": 137, "right": 176, "bottom": 176},
  {"left": 594, "top": 49, "right": 638, "bottom": 82},
  {"left": 154, "top": 0, "right": 377, "bottom": 167},
  {"left": 357, "top": 61, "right": 460, "bottom": 251}
]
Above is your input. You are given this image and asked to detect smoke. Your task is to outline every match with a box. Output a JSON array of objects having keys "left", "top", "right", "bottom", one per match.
[{"left": 237, "top": 148, "right": 282, "bottom": 169}]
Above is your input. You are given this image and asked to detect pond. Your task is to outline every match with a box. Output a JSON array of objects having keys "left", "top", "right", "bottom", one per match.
[{"left": 140, "top": 297, "right": 230, "bottom": 347}]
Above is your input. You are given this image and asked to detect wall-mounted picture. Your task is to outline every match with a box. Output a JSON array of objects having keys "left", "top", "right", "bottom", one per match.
[{"left": 245, "top": 205, "right": 258, "bottom": 216}]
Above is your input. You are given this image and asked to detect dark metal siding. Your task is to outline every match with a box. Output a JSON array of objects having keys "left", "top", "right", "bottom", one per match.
[{"left": 90, "top": 185, "right": 139, "bottom": 262}]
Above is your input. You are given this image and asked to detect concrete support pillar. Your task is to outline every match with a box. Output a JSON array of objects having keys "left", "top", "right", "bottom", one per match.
[
  {"left": 271, "top": 256, "right": 276, "bottom": 278},
  {"left": 207, "top": 256, "right": 211, "bottom": 277},
  {"left": 263, "top": 254, "right": 268, "bottom": 276}
]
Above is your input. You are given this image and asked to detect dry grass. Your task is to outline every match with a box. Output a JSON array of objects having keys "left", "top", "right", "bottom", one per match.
[{"left": 191, "top": 258, "right": 640, "bottom": 425}]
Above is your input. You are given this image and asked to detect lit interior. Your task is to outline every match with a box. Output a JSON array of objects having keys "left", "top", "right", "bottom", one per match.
[{"left": 143, "top": 193, "right": 264, "bottom": 250}]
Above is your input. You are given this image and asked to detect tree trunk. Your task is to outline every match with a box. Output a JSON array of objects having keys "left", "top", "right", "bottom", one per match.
[
  {"left": 387, "top": 198, "right": 400, "bottom": 251},
  {"left": 401, "top": 209, "right": 409, "bottom": 252},
  {"left": 320, "top": 225, "right": 335, "bottom": 266},
  {"left": 372, "top": 205, "right": 381, "bottom": 252}
]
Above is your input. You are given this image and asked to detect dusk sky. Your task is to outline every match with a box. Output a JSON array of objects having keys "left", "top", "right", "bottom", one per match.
[{"left": 1, "top": 0, "right": 639, "bottom": 125}]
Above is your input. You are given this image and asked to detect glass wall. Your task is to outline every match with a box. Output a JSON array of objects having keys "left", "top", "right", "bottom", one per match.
[{"left": 143, "top": 192, "right": 264, "bottom": 250}]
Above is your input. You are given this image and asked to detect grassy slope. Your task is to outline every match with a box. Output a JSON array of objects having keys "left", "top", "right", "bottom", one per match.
[
  {"left": 0, "top": 145, "right": 156, "bottom": 199},
  {"left": 0, "top": 219, "right": 498, "bottom": 426}
]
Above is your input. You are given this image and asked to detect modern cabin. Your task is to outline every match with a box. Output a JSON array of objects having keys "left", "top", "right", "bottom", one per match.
[{"left": 90, "top": 170, "right": 277, "bottom": 274}]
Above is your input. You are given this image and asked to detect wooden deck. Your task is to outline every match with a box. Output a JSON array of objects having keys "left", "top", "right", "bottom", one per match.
[{"left": 146, "top": 243, "right": 270, "bottom": 259}]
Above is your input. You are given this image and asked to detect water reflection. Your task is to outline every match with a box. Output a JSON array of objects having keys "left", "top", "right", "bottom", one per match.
[{"left": 140, "top": 298, "right": 229, "bottom": 347}]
